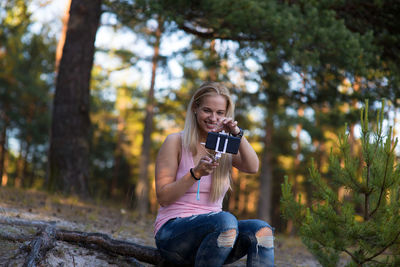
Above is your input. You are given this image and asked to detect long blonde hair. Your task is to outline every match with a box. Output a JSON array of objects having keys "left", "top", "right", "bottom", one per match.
[{"left": 183, "top": 82, "right": 235, "bottom": 202}]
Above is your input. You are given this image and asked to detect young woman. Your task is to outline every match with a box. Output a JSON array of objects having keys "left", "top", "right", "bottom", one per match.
[{"left": 154, "top": 82, "right": 274, "bottom": 266}]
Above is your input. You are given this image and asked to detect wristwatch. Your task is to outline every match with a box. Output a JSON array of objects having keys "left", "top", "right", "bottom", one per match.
[{"left": 232, "top": 127, "right": 244, "bottom": 138}]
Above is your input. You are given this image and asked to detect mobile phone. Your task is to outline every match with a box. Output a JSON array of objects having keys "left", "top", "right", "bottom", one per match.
[{"left": 205, "top": 132, "right": 241, "bottom": 154}]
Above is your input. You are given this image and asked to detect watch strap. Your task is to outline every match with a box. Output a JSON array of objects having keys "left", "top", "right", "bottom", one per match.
[{"left": 232, "top": 127, "right": 244, "bottom": 138}]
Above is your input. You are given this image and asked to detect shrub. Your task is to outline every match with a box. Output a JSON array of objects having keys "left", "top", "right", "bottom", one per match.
[{"left": 281, "top": 100, "right": 400, "bottom": 266}]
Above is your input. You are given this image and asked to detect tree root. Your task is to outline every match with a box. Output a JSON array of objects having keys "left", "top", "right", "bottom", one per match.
[
  {"left": 24, "top": 225, "right": 56, "bottom": 267},
  {"left": 0, "top": 215, "right": 167, "bottom": 266},
  {"left": 56, "top": 229, "right": 163, "bottom": 264}
]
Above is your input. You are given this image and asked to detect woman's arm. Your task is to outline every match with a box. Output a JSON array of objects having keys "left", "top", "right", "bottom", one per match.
[
  {"left": 155, "top": 133, "right": 218, "bottom": 206},
  {"left": 155, "top": 133, "right": 195, "bottom": 206},
  {"left": 232, "top": 135, "right": 259, "bottom": 173}
]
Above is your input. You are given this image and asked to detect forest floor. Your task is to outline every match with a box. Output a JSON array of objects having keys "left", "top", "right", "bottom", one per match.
[{"left": 0, "top": 187, "right": 333, "bottom": 267}]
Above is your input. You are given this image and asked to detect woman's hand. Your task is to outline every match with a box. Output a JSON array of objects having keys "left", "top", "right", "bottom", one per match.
[
  {"left": 210, "top": 118, "right": 259, "bottom": 174},
  {"left": 212, "top": 117, "right": 240, "bottom": 135},
  {"left": 192, "top": 156, "right": 219, "bottom": 178}
]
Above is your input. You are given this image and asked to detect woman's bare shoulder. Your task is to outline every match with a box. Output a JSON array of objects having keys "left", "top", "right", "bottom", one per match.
[
  {"left": 158, "top": 132, "right": 182, "bottom": 155},
  {"left": 163, "top": 132, "right": 182, "bottom": 145},
  {"left": 157, "top": 132, "right": 182, "bottom": 166}
]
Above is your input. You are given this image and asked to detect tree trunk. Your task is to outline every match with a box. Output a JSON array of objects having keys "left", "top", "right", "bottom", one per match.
[
  {"left": 393, "top": 105, "right": 398, "bottom": 147},
  {"left": 257, "top": 107, "right": 274, "bottom": 223},
  {"left": 48, "top": 0, "right": 102, "bottom": 196},
  {"left": 209, "top": 39, "right": 217, "bottom": 81},
  {"left": 55, "top": 0, "right": 71, "bottom": 73},
  {"left": 22, "top": 139, "right": 31, "bottom": 188},
  {"left": 228, "top": 168, "right": 239, "bottom": 211},
  {"left": 136, "top": 18, "right": 162, "bottom": 216},
  {"left": 0, "top": 119, "right": 7, "bottom": 185},
  {"left": 28, "top": 148, "right": 37, "bottom": 188},
  {"left": 238, "top": 174, "right": 247, "bottom": 215},
  {"left": 1, "top": 149, "right": 9, "bottom": 186},
  {"left": 45, "top": 0, "right": 71, "bottom": 190},
  {"left": 15, "top": 143, "right": 25, "bottom": 188},
  {"left": 110, "top": 116, "right": 124, "bottom": 197}
]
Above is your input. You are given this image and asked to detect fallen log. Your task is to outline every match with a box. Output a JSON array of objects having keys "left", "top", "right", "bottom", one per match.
[{"left": 0, "top": 215, "right": 166, "bottom": 266}]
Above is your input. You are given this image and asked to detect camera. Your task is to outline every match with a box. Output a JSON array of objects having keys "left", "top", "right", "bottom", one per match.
[{"left": 205, "top": 131, "right": 241, "bottom": 159}]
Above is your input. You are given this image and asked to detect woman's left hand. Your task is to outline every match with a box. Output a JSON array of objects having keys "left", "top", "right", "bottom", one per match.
[{"left": 213, "top": 117, "right": 240, "bottom": 135}]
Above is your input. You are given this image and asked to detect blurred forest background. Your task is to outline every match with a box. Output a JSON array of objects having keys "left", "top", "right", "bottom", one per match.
[{"left": 1, "top": 0, "right": 399, "bottom": 234}]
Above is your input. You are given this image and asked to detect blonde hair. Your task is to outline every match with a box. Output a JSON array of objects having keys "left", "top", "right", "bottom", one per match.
[{"left": 183, "top": 82, "right": 235, "bottom": 202}]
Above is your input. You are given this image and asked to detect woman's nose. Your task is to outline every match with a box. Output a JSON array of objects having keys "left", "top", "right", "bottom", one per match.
[{"left": 209, "top": 112, "right": 218, "bottom": 121}]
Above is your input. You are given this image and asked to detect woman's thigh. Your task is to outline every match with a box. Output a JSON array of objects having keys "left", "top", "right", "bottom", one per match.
[{"left": 155, "top": 211, "right": 238, "bottom": 265}]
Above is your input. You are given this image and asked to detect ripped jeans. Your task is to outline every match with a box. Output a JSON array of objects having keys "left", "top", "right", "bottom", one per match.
[{"left": 155, "top": 211, "right": 274, "bottom": 267}]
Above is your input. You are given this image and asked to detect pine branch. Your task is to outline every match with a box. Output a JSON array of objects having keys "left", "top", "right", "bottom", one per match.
[
  {"left": 336, "top": 132, "right": 362, "bottom": 193},
  {"left": 363, "top": 229, "right": 400, "bottom": 263},
  {"left": 343, "top": 162, "right": 362, "bottom": 193},
  {"left": 307, "top": 233, "right": 353, "bottom": 265},
  {"left": 362, "top": 132, "right": 383, "bottom": 221},
  {"left": 362, "top": 101, "right": 385, "bottom": 221},
  {"left": 363, "top": 134, "right": 372, "bottom": 221},
  {"left": 364, "top": 188, "right": 370, "bottom": 221},
  {"left": 179, "top": 23, "right": 259, "bottom": 41},
  {"left": 369, "top": 150, "right": 390, "bottom": 218},
  {"left": 342, "top": 248, "right": 358, "bottom": 265}
]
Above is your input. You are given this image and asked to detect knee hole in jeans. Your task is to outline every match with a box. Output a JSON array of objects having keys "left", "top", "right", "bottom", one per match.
[
  {"left": 255, "top": 227, "right": 274, "bottom": 248},
  {"left": 217, "top": 229, "right": 237, "bottom": 248}
]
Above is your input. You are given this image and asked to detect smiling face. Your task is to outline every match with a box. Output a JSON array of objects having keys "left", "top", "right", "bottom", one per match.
[{"left": 195, "top": 94, "right": 227, "bottom": 139}]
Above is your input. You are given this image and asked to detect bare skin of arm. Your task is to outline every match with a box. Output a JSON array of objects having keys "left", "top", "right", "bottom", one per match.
[
  {"left": 155, "top": 133, "right": 218, "bottom": 206},
  {"left": 232, "top": 136, "right": 259, "bottom": 174}
]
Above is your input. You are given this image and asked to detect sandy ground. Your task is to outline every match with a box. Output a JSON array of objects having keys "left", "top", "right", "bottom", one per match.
[{"left": 0, "top": 188, "right": 323, "bottom": 267}]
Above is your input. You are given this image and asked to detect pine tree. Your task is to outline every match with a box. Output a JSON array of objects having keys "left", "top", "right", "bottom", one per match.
[
  {"left": 281, "top": 100, "right": 400, "bottom": 266},
  {"left": 49, "top": 0, "right": 102, "bottom": 196}
]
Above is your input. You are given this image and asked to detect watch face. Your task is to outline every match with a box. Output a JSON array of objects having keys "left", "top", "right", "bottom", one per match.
[{"left": 205, "top": 132, "right": 240, "bottom": 154}]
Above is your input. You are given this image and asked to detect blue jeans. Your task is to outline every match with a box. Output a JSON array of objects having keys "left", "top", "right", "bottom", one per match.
[{"left": 155, "top": 211, "right": 274, "bottom": 267}]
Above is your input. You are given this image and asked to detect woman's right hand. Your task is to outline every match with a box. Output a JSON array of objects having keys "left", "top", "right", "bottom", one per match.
[{"left": 192, "top": 156, "right": 219, "bottom": 178}]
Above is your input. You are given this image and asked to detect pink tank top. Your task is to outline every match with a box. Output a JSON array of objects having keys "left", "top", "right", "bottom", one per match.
[{"left": 154, "top": 135, "right": 229, "bottom": 235}]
